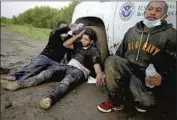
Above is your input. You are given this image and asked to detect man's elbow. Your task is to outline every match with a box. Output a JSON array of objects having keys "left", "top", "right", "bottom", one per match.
[
  {"left": 63, "top": 42, "right": 66, "bottom": 47},
  {"left": 63, "top": 42, "right": 68, "bottom": 48},
  {"left": 63, "top": 42, "right": 73, "bottom": 49}
]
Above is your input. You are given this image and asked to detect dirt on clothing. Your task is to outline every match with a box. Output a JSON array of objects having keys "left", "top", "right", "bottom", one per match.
[{"left": 1, "top": 27, "right": 161, "bottom": 120}]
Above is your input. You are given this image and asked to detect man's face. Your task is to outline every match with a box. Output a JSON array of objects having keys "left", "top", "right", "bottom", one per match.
[
  {"left": 81, "top": 34, "right": 93, "bottom": 47},
  {"left": 144, "top": 1, "right": 166, "bottom": 21},
  {"left": 59, "top": 23, "right": 68, "bottom": 28}
]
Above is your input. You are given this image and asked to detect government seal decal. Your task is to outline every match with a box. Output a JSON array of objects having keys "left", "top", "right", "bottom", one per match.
[{"left": 119, "top": 1, "right": 135, "bottom": 21}]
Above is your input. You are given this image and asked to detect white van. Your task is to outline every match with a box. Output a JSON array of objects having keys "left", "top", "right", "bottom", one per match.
[{"left": 71, "top": 1, "right": 176, "bottom": 63}]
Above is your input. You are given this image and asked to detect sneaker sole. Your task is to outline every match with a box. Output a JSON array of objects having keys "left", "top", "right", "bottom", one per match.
[
  {"left": 97, "top": 105, "right": 124, "bottom": 113},
  {"left": 97, "top": 105, "right": 112, "bottom": 113},
  {"left": 135, "top": 106, "right": 147, "bottom": 112}
]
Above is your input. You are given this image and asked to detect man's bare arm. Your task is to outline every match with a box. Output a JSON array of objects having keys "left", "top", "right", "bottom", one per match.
[
  {"left": 63, "top": 29, "right": 85, "bottom": 49},
  {"left": 63, "top": 36, "right": 78, "bottom": 49},
  {"left": 94, "top": 63, "right": 105, "bottom": 86}
]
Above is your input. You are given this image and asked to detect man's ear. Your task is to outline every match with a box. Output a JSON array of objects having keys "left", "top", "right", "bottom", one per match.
[
  {"left": 90, "top": 40, "right": 94, "bottom": 44},
  {"left": 144, "top": 10, "right": 146, "bottom": 14}
]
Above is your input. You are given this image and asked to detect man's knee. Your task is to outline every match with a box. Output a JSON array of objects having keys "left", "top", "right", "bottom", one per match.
[
  {"left": 105, "top": 55, "right": 120, "bottom": 63},
  {"left": 105, "top": 55, "right": 128, "bottom": 67},
  {"left": 105, "top": 55, "right": 120, "bottom": 73},
  {"left": 104, "top": 56, "right": 121, "bottom": 90}
]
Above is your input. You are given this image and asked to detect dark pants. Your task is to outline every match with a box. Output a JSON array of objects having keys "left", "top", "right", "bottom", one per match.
[
  {"left": 16, "top": 63, "right": 85, "bottom": 101},
  {"left": 49, "top": 65, "right": 85, "bottom": 101},
  {"left": 104, "top": 55, "right": 176, "bottom": 119},
  {"left": 10, "top": 55, "right": 59, "bottom": 81},
  {"left": 104, "top": 55, "right": 170, "bottom": 106}
]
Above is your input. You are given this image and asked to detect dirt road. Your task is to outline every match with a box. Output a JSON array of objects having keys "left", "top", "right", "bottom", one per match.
[{"left": 1, "top": 27, "right": 158, "bottom": 120}]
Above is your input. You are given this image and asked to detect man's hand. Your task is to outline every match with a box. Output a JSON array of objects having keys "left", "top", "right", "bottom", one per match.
[
  {"left": 75, "top": 29, "right": 85, "bottom": 38},
  {"left": 145, "top": 72, "right": 162, "bottom": 86},
  {"left": 63, "top": 29, "right": 85, "bottom": 49},
  {"left": 96, "top": 72, "right": 106, "bottom": 86}
]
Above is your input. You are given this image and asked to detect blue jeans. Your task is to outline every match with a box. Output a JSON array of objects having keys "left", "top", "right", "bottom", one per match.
[
  {"left": 10, "top": 55, "right": 59, "bottom": 81},
  {"left": 11, "top": 54, "right": 85, "bottom": 100}
]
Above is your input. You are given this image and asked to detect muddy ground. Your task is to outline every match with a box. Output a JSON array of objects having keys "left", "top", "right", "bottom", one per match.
[{"left": 1, "top": 27, "right": 164, "bottom": 120}]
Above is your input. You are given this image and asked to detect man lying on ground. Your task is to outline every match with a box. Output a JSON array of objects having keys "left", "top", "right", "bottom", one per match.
[
  {"left": 2, "top": 21, "right": 71, "bottom": 84},
  {"left": 1, "top": 28, "right": 105, "bottom": 110}
]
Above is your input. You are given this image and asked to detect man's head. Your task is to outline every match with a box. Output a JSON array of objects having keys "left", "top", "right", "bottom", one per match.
[
  {"left": 81, "top": 28, "right": 97, "bottom": 47},
  {"left": 57, "top": 21, "right": 68, "bottom": 28},
  {"left": 144, "top": 1, "right": 168, "bottom": 21}
]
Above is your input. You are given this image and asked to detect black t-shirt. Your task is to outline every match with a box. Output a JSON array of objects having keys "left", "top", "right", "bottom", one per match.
[
  {"left": 73, "top": 41, "right": 101, "bottom": 76},
  {"left": 41, "top": 27, "right": 71, "bottom": 63}
]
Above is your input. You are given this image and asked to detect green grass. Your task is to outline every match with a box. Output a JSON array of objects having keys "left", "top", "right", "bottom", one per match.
[{"left": 3, "top": 24, "right": 51, "bottom": 40}]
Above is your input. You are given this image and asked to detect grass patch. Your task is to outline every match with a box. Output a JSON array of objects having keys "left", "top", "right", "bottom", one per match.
[
  {"left": 1, "top": 23, "right": 6, "bottom": 27},
  {"left": 3, "top": 24, "right": 51, "bottom": 40}
]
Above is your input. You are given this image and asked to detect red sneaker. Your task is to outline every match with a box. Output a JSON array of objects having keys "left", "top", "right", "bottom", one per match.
[{"left": 97, "top": 101, "right": 124, "bottom": 113}]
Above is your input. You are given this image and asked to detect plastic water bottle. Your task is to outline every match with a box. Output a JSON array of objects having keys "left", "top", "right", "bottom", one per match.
[{"left": 145, "top": 64, "right": 157, "bottom": 88}]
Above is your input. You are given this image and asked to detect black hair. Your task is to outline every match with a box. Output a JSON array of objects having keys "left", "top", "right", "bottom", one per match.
[
  {"left": 56, "top": 21, "right": 67, "bottom": 28},
  {"left": 146, "top": 1, "right": 168, "bottom": 15},
  {"left": 83, "top": 28, "right": 97, "bottom": 41}
]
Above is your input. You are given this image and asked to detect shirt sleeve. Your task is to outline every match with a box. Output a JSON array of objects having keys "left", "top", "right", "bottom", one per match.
[
  {"left": 116, "top": 28, "right": 130, "bottom": 57},
  {"left": 91, "top": 47, "right": 101, "bottom": 64},
  {"left": 73, "top": 41, "right": 83, "bottom": 52}
]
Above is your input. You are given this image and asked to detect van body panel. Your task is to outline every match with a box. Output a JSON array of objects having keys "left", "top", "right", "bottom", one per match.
[{"left": 72, "top": 1, "right": 176, "bottom": 55}]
